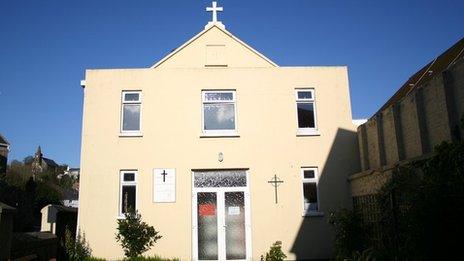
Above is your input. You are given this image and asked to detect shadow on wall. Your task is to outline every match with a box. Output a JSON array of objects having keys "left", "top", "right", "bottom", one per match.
[{"left": 290, "top": 128, "right": 360, "bottom": 260}]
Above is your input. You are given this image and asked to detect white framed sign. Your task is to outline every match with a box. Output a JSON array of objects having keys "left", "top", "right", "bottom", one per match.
[{"left": 153, "top": 168, "right": 176, "bottom": 203}]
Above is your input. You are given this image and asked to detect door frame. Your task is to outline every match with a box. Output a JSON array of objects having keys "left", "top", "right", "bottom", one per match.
[{"left": 191, "top": 170, "right": 252, "bottom": 261}]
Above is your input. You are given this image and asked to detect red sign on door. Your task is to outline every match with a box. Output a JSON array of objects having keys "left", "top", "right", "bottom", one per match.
[{"left": 199, "top": 203, "right": 216, "bottom": 216}]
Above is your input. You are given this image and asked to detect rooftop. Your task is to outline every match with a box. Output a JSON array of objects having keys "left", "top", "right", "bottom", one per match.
[{"left": 376, "top": 37, "right": 464, "bottom": 115}]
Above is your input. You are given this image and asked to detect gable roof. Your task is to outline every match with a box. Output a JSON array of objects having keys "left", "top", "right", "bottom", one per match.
[
  {"left": 43, "top": 157, "right": 59, "bottom": 168},
  {"left": 151, "top": 24, "right": 278, "bottom": 68}
]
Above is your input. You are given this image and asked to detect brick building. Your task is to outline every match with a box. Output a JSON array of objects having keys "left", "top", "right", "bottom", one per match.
[{"left": 349, "top": 37, "right": 464, "bottom": 197}]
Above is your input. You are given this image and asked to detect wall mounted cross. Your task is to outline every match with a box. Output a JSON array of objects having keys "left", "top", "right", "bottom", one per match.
[{"left": 268, "top": 174, "right": 284, "bottom": 204}]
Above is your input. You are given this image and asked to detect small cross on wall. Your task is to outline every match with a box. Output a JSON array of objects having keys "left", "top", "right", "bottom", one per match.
[
  {"left": 206, "top": 1, "right": 223, "bottom": 23},
  {"left": 268, "top": 174, "right": 284, "bottom": 204}
]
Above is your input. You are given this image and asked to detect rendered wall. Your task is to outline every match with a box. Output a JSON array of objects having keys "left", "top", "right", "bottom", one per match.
[{"left": 78, "top": 67, "right": 359, "bottom": 260}]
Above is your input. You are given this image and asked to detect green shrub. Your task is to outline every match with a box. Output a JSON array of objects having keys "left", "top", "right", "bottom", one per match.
[
  {"left": 64, "top": 227, "right": 92, "bottom": 260},
  {"left": 328, "top": 209, "right": 367, "bottom": 260},
  {"left": 116, "top": 210, "right": 162, "bottom": 258},
  {"left": 260, "top": 241, "right": 287, "bottom": 261}
]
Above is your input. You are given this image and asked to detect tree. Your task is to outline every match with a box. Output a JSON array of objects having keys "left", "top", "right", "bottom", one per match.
[{"left": 115, "top": 210, "right": 162, "bottom": 258}]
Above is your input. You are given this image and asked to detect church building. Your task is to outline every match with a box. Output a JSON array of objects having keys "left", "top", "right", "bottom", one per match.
[{"left": 78, "top": 2, "right": 360, "bottom": 260}]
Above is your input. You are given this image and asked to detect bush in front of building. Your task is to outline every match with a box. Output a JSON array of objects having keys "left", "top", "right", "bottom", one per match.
[
  {"left": 63, "top": 227, "right": 92, "bottom": 260},
  {"left": 328, "top": 209, "right": 367, "bottom": 260},
  {"left": 260, "top": 241, "right": 287, "bottom": 261},
  {"left": 115, "top": 210, "right": 162, "bottom": 258}
]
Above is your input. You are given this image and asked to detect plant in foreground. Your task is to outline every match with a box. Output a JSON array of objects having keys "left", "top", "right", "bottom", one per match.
[
  {"left": 116, "top": 209, "right": 162, "bottom": 258},
  {"left": 260, "top": 241, "right": 287, "bottom": 261}
]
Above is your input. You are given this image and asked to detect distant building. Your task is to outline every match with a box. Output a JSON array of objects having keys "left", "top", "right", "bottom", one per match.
[
  {"left": 0, "top": 134, "right": 10, "bottom": 176},
  {"left": 57, "top": 167, "right": 80, "bottom": 208},
  {"left": 31, "top": 146, "right": 59, "bottom": 180},
  {"left": 58, "top": 167, "right": 80, "bottom": 180}
]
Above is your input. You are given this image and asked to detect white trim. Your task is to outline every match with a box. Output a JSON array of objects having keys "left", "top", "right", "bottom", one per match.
[
  {"left": 201, "top": 90, "right": 238, "bottom": 136},
  {"left": 118, "top": 170, "right": 138, "bottom": 218},
  {"left": 191, "top": 170, "right": 252, "bottom": 261},
  {"left": 120, "top": 90, "right": 142, "bottom": 135},
  {"left": 300, "top": 167, "right": 321, "bottom": 216},
  {"left": 151, "top": 24, "right": 277, "bottom": 68},
  {"left": 295, "top": 88, "right": 319, "bottom": 135}
]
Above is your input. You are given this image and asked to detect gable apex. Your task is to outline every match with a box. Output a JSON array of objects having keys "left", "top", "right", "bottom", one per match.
[{"left": 151, "top": 24, "right": 278, "bottom": 68}]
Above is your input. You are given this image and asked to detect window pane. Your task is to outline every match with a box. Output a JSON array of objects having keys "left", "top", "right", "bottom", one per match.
[
  {"left": 225, "top": 192, "right": 246, "bottom": 259},
  {"left": 303, "top": 170, "right": 315, "bottom": 179},
  {"left": 297, "top": 91, "right": 312, "bottom": 100},
  {"left": 204, "top": 103, "right": 235, "bottom": 130},
  {"left": 122, "top": 104, "right": 141, "bottom": 131},
  {"left": 303, "top": 182, "right": 318, "bottom": 211},
  {"left": 197, "top": 192, "right": 218, "bottom": 260},
  {"left": 205, "top": 92, "right": 233, "bottom": 101},
  {"left": 124, "top": 93, "right": 140, "bottom": 101},
  {"left": 121, "top": 185, "right": 136, "bottom": 213},
  {"left": 297, "top": 102, "right": 315, "bottom": 128},
  {"left": 194, "top": 170, "right": 247, "bottom": 188},
  {"left": 123, "top": 173, "right": 135, "bottom": 182}
]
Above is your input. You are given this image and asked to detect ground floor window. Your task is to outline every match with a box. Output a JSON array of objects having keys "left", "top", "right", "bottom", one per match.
[
  {"left": 120, "top": 170, "right": 137, "bottom": 215},
  {"left": 301, "top": 167, "right": 319, "bottom": 214}
]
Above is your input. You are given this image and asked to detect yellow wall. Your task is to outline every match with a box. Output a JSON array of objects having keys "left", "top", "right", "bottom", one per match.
[{"left": 78, "top": 24, "right": 360, "bottom": 260}]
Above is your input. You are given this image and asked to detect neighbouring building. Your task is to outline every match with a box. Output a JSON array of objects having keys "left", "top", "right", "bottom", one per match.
[
  {"left": 58, "top": 167, "right": 80, "bottom": 208},
  {"left": 349, "top": 38, "right": 464, "bottom": 199},
  {"left": 31, "top": 146, "right": 59, "bottom": 179},
  {"left": 0, "top": 133, "right": 10, "bottom": 176},
  {"left": 78, "top": 2, "right": 360, "bottom": 260}
]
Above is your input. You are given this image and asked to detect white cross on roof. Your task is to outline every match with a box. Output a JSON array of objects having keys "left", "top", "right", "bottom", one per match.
[{"left": 206, "top": 1, "right": 223, "bottom": 23}]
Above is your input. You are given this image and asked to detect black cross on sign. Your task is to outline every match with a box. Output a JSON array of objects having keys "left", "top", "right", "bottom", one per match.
[
  {"left": 161, "top": 170, "right": 168, "bottom": 182},
  {"left": 268, "top": 174, "right": 284, "bottom": 204}
]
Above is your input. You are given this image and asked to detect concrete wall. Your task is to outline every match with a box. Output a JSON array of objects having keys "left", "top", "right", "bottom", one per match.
[{"left": 351, "top": 58, "right": 464, "bottom": 196}]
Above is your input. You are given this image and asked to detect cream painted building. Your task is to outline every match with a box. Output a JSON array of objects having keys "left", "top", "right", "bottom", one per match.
[{"left": 78, "top": 2, "right": 360, "bottom": 260}]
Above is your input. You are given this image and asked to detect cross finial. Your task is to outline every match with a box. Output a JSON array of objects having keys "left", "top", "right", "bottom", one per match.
[{"left": 206, "top": 1, "right": 223, "bottom": 23}]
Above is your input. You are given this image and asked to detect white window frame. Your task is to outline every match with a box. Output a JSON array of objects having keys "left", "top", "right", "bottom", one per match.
[
  {"left": 119, "top": 170, "right": 138, "bottom": 217},
  {"left": 201, "top": 90, "right": 238, "bottom": 136},
  {"left": 295, "top": 89, "right": 319, "bottom": 136},
  {"left": 301, "top": 167, "right": 323, "bottom": 216},
  {"left": 120, "top": 91, "right": 142, "bottom": 136}
]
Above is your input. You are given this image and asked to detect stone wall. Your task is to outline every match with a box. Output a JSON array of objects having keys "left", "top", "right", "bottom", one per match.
[{"left": 352, "top": 58, "right": 464, "bottom": 196}]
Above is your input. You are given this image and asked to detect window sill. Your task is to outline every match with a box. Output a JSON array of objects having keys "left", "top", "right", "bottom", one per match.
[
  {"left": 119, "top": 132, "right": 143, "bottom": 137},
  {"left": 296, "top": 129, "right": 321, "bottom": 136},
  {"left": 303, "top": 211, "right": 325, "bottom": 217},
  {"left": 200, "top": 133, "right": 240, "bottom": 138}
]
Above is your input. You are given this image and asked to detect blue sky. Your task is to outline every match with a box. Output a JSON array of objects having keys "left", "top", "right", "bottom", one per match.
[{"left": 0, "top": 0, "right": 463, "bottom": 167}]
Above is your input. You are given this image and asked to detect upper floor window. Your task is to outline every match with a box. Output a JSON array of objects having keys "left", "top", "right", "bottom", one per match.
[
  {"left": 296, "top": 89, "right": 318, "bottom": 135},
  {"left": 202, "top": 90, "right": 237, "bottom": 135},
  {"left": 121, "top": 91, "right": 141, "bottom": 133}
]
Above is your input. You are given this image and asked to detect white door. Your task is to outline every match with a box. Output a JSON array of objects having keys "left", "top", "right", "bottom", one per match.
[{"left": 192, "top": 170, "right": 251, "bottom": 261}]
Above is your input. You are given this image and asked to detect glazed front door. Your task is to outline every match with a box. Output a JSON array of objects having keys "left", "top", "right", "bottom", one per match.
[{"left": 192, "top": 170, "right": 251, "bottom": 261}]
